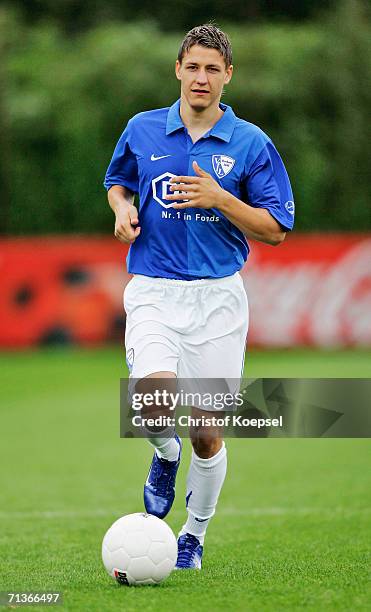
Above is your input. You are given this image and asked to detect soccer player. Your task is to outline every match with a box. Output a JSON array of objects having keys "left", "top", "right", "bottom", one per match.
[{"left": 104, "top": 23, "right": 294, "bottom": 569}]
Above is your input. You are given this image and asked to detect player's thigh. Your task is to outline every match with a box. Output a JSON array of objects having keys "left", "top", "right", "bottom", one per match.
[
  {"left": 125, "top": 320, "right": 179, "bottom": 379},
  {"left": 186, "top": 330, "right": 247, "bottom": 379},
  {"left": 124, "top": 279, "right": 179, "bottom": 379},
  {"left": 179, "top": 276, "right": 248, "bottom": 380}
]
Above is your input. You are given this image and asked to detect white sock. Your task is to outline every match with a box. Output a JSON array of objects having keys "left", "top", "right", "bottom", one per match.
[
  {"left": 148, "top": 435, "right": 180, "bottom": 462},
  {"left": 180, "top": 443, "right": 227, "bottom": 545}
]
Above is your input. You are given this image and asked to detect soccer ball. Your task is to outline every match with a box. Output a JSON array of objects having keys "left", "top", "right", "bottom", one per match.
[{"left": 102, "top": 512, "right": 177, "bottom": 585}]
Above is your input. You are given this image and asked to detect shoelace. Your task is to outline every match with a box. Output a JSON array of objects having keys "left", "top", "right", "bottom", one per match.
[
  {"left": 150, "top": 457, "right": 176, "bottom": 497},
  {"left": 177, "top": 534, "right": 200, "bottom": 566}
]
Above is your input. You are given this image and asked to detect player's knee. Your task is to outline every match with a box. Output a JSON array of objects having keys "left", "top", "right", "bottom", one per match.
[{"left": 190, "top": 435, "right": 223, "bottom": 459}]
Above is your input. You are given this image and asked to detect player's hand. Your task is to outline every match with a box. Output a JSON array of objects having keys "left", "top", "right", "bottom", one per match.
[
  {"left": 114, "top": 204, "right": 141, "bottom": 244},
  {"left": 165, "top": 161, "right": 225, "bottom": 210}
]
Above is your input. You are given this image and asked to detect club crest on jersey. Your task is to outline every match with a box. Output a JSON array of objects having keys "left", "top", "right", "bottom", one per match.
[{"left": 212, "top": 155, "right": 235, "bottom": 179}]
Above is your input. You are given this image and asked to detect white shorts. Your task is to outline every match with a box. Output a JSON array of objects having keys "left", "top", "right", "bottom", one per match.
[{"left": 124, "top": 272, "right": 249, "bottom": 385}]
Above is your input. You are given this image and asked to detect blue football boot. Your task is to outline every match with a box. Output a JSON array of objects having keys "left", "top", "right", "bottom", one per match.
[
  {"left": 143, "top": 435, "right": 182, "bottom": 519},
  {"left": 175, "top": 533, "right": 203, "bottom": 569}
]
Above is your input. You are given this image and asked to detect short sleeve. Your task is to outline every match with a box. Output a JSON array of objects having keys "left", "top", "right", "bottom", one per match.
[
  {"left": 104, "top": 120, "right": 139, "bottom": 193},
  {"left": 243, "top": 140, "right": 295, "bottom": 231}
]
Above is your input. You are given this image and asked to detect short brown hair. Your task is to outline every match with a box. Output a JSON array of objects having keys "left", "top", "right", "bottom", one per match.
[{"left": 178, "top": 23, "right": 232, "bottom": 68}]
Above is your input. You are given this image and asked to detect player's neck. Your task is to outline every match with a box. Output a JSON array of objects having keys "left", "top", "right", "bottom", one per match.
[{"left": 179, "top": 96, "right": 224, "bottom": 141}]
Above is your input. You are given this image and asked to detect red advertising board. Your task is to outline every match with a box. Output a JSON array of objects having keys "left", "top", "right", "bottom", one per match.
[
  {"left": 0, "top": 234, "right": 370, "bottom": 348},
  {"left": 243, "top": 234, "right": 371, "bottom": 347}
]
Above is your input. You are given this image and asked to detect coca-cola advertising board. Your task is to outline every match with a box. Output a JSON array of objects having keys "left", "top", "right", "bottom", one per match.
[
  {"left": 243, "top": 234, "right": 371, "bottom": 347},
  {"left": 0, "top": 234, "right": 370, "bottom": 348}
]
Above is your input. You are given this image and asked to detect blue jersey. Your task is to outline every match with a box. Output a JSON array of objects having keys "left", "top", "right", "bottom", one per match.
[{"left": 104, "top": 99, "right": 294, "bottom": 280}]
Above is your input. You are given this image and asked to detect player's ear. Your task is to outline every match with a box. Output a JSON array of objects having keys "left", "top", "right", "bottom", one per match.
[
  {"left": 175, "top": 60, "right": 182, "bottom": 81},
  {"left": 224, "top": 64, "right": 233, "bottom": 85}
]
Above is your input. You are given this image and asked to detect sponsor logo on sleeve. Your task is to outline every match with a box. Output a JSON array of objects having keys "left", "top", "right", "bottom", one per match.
[{"left": 285, "top": 200, "right": 295, "bottom": 215}]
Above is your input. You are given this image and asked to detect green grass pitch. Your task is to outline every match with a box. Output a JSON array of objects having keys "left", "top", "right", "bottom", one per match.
[{"left": 0, "top": 348, "right": 370, "bottom": 611}]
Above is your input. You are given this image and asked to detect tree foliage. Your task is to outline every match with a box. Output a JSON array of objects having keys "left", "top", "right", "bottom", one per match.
[
  {"left": 2, "top": 0, "right": 336, "bottom": 33},
  {"left": 0, "top": 1, "right": 370, "bottom": 234}
]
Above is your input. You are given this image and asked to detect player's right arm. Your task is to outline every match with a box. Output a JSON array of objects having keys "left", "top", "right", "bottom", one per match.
[
  {"left": 107, "top": 185, "right": 140, "bottom": 244},
  {"left": 104, "top": 116, "right": 140, "bottom": 244}
]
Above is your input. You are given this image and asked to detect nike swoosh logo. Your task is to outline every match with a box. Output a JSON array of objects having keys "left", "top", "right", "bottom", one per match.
[
  {"left": 185, "top": 491, "right": 192, "bottom": 508},
  {"left": 151, "top": 154, "right": 171, "bottom": 161},
  {"left": 194, "top": 517, "right": 209, "bottom": 522}
]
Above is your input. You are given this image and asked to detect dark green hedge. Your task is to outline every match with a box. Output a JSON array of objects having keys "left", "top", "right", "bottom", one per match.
[{"left": 0, "top": 1, "right": 370, "bottom": 234}]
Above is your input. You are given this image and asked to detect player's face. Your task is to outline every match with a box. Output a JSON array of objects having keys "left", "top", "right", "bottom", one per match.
[{"left": 175, "top": 45, "right": 233, "bottom": 111}]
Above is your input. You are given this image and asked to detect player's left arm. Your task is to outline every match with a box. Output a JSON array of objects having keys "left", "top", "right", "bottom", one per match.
[{"left": 165, "top": 161, "right": 287, "bottom": 246}]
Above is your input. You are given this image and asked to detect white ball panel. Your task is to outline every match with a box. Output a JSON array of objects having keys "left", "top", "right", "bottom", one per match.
[
  {"left": 167, "top": 538, "right": 178, "bottom": 563},
  {"left": 123, "top": 531, "right": 151, "bottom": 557},
  {"left": 129, "top": 556, "right": 156, "bottom": 582},
  {"left": 152, "top": 557, "right": 176, "bottom": 582},
  {"left": 120, "top": 512, "right": 146, "bottom": 530},
  {"left": 144, "top": 516, "right": 174, "bottom": 542},
  {"left": 101, "top": 543, "right": 113, "bottom": 573},
  {"left": 109, "top": 548, "right": 131, "bottom": 572},
  {"left": 102, "top": 525, "right": 126, "bottom": 552},
  {"left": 148, "top": 541, "right": 168, "bottom": 565}
]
